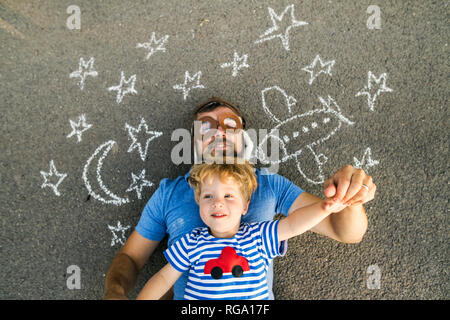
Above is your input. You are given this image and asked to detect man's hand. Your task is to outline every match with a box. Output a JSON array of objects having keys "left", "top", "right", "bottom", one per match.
[
  {"left": 324, "top": 165, "right": 376, "bottom": 206},
  {"left": 104, "top": 290, "right": 128, "bottom": 300}
]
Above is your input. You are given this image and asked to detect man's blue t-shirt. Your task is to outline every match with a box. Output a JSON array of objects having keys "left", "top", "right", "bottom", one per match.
[{"left": 135, "top": 168, "right": 303, "bottom": 300}]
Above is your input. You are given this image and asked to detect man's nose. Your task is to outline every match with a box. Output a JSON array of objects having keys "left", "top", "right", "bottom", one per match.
[
  {"left": 215, "top": 126, "right": 226, "bottom": 137},
  {"left": 215, "top": 125, "right": 227, "bottom": 135}
]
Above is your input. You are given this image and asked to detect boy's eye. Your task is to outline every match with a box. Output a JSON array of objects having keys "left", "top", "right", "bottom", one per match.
[
  {"left": 224, "top": 194, "right": 232, "bottom": 198},
  {"left": 203, "top": 194, "right": 212, "bottom": 199}
]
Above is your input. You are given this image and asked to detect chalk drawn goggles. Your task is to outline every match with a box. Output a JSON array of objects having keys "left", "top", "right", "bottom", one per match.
[
  {"left": 190, "top": 100, "right": 247, "bottom": 135},
  {"left": 193, "top": 112, "right": 244, "bottom": 138}
]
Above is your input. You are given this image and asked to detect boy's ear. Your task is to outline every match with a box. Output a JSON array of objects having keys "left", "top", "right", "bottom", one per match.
[{"left": 242, "top": 201, "right": 250, "bottom": 216}]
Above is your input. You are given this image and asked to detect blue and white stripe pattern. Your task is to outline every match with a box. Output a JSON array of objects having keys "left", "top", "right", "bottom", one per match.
[{"left": 164, "top": 220, "right": 286, "bottom": 300}]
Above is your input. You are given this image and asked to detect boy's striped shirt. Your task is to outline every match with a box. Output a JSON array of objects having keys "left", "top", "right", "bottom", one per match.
[{"left": 164, "top": 220, "right": 287, "bottom": 300}]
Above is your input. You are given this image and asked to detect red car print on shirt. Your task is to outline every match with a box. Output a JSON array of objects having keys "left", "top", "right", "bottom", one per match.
[{"left": 204, "top": 246, "right": 250, "bottom": 279}]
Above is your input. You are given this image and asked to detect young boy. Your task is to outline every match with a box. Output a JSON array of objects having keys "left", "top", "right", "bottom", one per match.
[{"left": 137, "top": 160, "right": 348, "bottom": 300}]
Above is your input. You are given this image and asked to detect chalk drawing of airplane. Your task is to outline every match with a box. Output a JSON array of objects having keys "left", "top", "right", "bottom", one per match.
[{"left": 256, "top": 86, "right": 355, "bottom": 184}]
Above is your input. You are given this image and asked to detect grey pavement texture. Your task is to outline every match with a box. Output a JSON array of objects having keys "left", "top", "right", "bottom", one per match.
[{"left": 1, "top": 0, "right": 448, "bottom": 299}]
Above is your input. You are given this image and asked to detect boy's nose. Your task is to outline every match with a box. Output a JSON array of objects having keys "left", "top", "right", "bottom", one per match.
[{"left": 212, "top": 200, "right": 224, "bottom": 208}]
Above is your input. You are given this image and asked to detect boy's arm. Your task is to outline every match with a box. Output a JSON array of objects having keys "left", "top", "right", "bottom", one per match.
[
  {"left": 278, "top": 198, "right": 348, "bottom": 241},
  {"left": 136, "top": 263, "right": 182, "bottom": 300}
]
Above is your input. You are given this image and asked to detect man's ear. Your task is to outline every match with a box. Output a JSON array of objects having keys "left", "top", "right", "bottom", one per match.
[{"left": 242, "top": 201, "right": 250, "bottom": 216}]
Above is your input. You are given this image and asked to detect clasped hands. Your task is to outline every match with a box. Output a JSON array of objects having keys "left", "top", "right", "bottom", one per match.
[{"left": 323, "top": 165, "right": 376, "bottom": 208}]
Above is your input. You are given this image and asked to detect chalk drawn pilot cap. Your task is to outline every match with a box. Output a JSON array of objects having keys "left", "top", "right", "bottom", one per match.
[{"left": 190, "top": 97, "right": 247, "bottom": 136}]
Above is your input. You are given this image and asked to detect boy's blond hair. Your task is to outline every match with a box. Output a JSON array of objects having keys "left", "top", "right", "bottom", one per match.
[{"left": 188, "top": 158, "right": 257, "bottom": 204}]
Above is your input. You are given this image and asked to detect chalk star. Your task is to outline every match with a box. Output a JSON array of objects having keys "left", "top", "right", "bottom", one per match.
[
  {"left": 108, "top": 71, "right": 137, "bottom": 104},
  {"left": 355, "top": 71, "right": 393, "bottom": 111},
  {"left": 255, "top": 4, "right": 308, "bottom": 51},
  {"left": 125, "top": 117, "right": 163, "bottom": 161},
  {"left": 125, "top": 169, "right": 154, "bottom": 199},
  {"left": 66, "top": 114, "right": 92, "bottom": 143},
  {"left": 220, "top": 51, "right": 249, "bottom": 77},
  {"left": 108, "top": 221, "right": 130, "bottom": 247},
  {"left": 353, "top": 147, "right": 379, "bottom": 172},
  {"left": 136, "top": 32, "right": 170, "bottom": 60},
  {"left": 302, "top": 54, "right": 335, "bottom": 85},
  {"left": 69, "top": 57, "right": 98, "bottom": 90},
  {"left": 40, "top": 160, "right": 68, "bottom": 196},
  {"left": 173, "top": 70, "right": 205, "bottom": 100}
]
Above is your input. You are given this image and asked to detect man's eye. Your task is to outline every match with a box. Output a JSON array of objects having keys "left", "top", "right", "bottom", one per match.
[
  {"left": 200, "top": 122, "right": 212, "bottom": 134},
  {"left": 223, "top": 118, "right": 237, "bottom": 129}
]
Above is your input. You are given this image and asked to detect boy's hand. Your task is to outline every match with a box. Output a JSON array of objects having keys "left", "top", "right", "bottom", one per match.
[{"left": 321, "top": 198, "right": 349, "bottom": 213}]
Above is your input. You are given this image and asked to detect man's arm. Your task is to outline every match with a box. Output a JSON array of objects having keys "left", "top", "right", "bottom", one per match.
[
  {"left": 104, "top": 231, "right": 160, "bottom": 300},
  {"left": 288, "top": 166, "right": 374, "bottom": 244},
  {"left": 136, "top": 263, "right": 182, "bottom": 300}
]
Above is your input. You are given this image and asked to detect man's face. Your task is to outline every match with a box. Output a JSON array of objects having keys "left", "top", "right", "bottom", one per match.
[{"left": 194, "top": 106, "right": 244, "bottom": 159}]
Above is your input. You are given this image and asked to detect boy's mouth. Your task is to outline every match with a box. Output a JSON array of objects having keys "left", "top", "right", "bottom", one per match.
[{"left": 211, "top": 212, "right": 227, "bottom": 218}]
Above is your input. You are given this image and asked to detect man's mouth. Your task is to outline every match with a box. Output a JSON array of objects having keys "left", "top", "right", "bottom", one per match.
[
  {"left": 202, "top": 138, "right": 236, "bottom": 158},
  {"left": 209, "top": 137, "right": 232, "bottom": 149},
  {"left": 213, "top": 142, "right": 229, "bottom": 150}
]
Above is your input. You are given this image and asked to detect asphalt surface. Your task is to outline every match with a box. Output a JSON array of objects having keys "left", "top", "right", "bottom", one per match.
[{"left": 1, "top": 0, "right": 448, "bottom": 299}]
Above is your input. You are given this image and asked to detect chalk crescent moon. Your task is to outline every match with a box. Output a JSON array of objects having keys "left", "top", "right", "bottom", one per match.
[{"left": 82, "top": 140, "right": 130, "bottom": 206}]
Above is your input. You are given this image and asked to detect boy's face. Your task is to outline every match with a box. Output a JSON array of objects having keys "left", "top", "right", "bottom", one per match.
[{"left": 198, "top": 174, "right": 249, "bottom": 238}]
